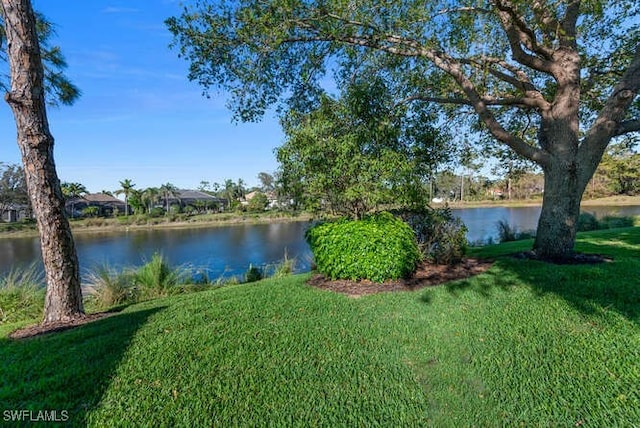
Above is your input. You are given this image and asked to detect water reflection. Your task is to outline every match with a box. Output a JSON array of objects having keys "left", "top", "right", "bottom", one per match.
[{"left": 2, "top": 205, "right": 639, "bottom": 277}]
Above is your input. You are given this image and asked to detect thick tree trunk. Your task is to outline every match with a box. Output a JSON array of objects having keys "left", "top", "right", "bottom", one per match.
[
  {"left": 533, "top": 114, "right": 594, "bottom": 260},
  {"left": 533, "top": 160, "right": 584, "bottom": 260},
  {"left": 1, "top": 0, "right": 84, "bottom": 324}
]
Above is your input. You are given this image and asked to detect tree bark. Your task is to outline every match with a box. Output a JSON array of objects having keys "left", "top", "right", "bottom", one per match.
[
  {"left": 534, "top": 160, "right": 583, "bottom": 259},
  {"left": 1, "top": 0, "right": 84, "bottom": 323}
]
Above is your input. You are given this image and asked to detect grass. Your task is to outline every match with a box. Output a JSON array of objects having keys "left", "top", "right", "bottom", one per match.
[
  {"left": 0, "top": 264, "right": 45, "bottom": 325},
  {"left": 1, "top": 228, "right": 640, "bottom": 426}
]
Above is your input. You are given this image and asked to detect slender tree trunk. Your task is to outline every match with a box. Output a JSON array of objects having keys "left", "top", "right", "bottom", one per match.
[{"left": 1, "top": 0, "right": 84, "bottom": 323}]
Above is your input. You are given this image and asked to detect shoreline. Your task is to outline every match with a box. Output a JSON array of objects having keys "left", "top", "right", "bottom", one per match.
[
  {"left": 445, "top": 195, "right": 640, "bottom": 209},
  {"left": 0, "top": 213, "right": 315, "bottom": 239},
  {"left": 2, "top": 195, "right": 639, "bottom": 239}
]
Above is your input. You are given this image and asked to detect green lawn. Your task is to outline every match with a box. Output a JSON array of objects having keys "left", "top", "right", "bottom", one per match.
[{"left": 1, "top": 228, "right": 639, "bottom": 426}]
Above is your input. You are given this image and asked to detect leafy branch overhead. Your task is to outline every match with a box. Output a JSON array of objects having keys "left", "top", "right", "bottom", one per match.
[
  {"left": 167, "top": 0, "right": 640, "bottom": 260},
  {"left": 0, "top": 10, "right": 80, "bottom": 105}
]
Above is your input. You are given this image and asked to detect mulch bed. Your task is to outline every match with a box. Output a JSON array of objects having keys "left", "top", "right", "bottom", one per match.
[
  {"left": 306, "top": 258, "right": 494, "bottom": 298},
  {"left": 9, "top": 312, "right": 114, "bottom": 340}
]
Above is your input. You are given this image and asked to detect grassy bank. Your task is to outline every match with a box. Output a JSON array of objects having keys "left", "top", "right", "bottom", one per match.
[
  {"left": 0, "top": 210, "right": 313, "bottom": 238},
  {"left": 446, "top": 194, "right": 640, "bottom": 209},
  {"left": 1, "top": 228, "right": 640, "bottom": 426}
]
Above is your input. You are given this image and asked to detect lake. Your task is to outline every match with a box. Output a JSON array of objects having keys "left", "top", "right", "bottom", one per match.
[{"left": 1, "top": 205, "right": 639, "bottom": 279}]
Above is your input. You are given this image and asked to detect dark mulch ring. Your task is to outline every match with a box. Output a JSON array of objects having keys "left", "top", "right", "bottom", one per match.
[
  {"left": 307, "top": 258, "right": 494, "bottom": 298},
  {"left": 9, "top": 312, "right": 115, "bottom": 340}
]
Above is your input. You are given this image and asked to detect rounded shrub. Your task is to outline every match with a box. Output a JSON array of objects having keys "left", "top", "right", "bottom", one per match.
[{"left": 305, "top": 212, "right": 421, "bottom": 282}]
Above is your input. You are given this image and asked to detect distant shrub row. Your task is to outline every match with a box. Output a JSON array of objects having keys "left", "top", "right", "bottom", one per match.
[
  {"left": 578, "top": 212, "right": 636, "bottom": 231},
  {"left": 494, "top": 212, "right": 637, "bottom": 244}
]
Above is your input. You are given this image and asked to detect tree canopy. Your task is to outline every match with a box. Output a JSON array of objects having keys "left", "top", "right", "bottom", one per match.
[
  {"left": 277, "top": 78, "right": 451, "bottom": 218},
  {"left": 167, "top": 0, "right": 640, "bottom": 259}
]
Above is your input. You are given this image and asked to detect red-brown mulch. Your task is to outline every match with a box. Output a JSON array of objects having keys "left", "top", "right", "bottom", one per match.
[
  {"left": 9, "top": 312, "right": 115, "bottom": 340},
  {"left": 306, "top": 258, "right": 494, "bottom": 298}
]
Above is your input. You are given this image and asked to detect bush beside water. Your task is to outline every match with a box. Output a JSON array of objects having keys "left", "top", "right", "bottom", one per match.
[
  {"left": 305, "top": 212, "right": 421, "bottom": 282},
  {"left": 392, "top": 207, "right": 468, "bottom": 264}
]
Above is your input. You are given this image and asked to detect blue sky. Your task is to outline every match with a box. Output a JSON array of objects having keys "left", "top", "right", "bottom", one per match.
[{"left": 0, "top": 1, "right": 284, "bottom": 193}]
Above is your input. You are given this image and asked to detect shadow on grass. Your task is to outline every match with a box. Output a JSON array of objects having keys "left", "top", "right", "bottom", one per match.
[
  {"left": 433, "top": 228, "right": 640, "bottom": 325},
  {"left": 0, "top": 306, "right": 165, "bottom": 426}
]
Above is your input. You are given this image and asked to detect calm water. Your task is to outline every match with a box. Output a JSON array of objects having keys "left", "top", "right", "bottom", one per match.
[{"left": 2, "top": 205, "right": 639, "bottom": 278}]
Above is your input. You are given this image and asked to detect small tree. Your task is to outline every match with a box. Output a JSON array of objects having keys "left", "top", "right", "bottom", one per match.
[
  {"left": 0, "top": 163, "right": 29, "bottom": 219},
  {"left": 159, "top": 182, "right": 179, "bottom": 214},
  {"left": 277, "top": 79, "right": 451, "bottom": 218},
  {"left": 61, "top": 181, "right": 88, "bottom": 218},
  {"left": 247, "top": 192, "right": 269, "bottom": 212}
]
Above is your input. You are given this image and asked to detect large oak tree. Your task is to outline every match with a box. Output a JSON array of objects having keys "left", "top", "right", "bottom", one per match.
[
  {"left": 1, "top": 0, "right": 83, "bottom": 323},
  {"left": 167, "top": 0, "right": 640, "bottom": 260}
]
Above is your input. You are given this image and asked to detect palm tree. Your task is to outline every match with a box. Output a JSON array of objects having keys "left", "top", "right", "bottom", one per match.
[
  {"left": 142, "top": 187, "right": 160, "bottom": 214},
  {"left": 236, "top": 178, "right": 246, "bottom": 199},
  {"left": 60, "top": 181, "right": 87, "bottom": 218},
  {"left": 115, "top": 179, "right": 135, "bottom": 216},
  {"left": 159, "top": 182, "right": 179, "bottom": 214},
  {"left": 223, "top": 179, "right": 235, "bottom": 209}
]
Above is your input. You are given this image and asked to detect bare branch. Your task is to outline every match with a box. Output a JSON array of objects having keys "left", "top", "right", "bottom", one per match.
[
  {"left": 559, "top": 0, "right": 580, "bottom": 49},
  {"left": 581, "top": 44, "right": 640, "bottom": 159},
  {"left": 399, "top": 93, "right": 544, "bottom": 109},
  {"left": 436, "top": 7, "right": 492, "bottom": 15},
  {"left": 493, "top": 0, "right": 554, "bottom": 73},
  {"left": 615, "top": 119, "right": 640, "bottom": 136}
]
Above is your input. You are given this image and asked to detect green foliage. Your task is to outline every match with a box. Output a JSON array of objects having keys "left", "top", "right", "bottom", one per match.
[
  {"left": 81, "top": 206, "right": 100, "bottom": 218},
  {"left": 0, "top": 163, "right": 29, "bottom": 213},
  {"left": 84, "top": 265, "right": 138, "bottom": 309},
  {"left": 244, "top": 264, "right": 264, "bottom": 283},
  {"left": 394, "top": 207, "right": 468, "bottom": 264},
  {"left": 578, "top": 212, "right": 600, "bottom": 232},
  {"left": 579, "top": 212, "right": 636, "bottom": 232},
  {"left": 496, "top": 219, "right": 536, "bottom": 243},
  {"left": 599, "top": 215, "right": 635, "bottom": 229},
  {"left": 0, "top": 264, "right": 44, "bottom": 324},
  {"left": 247, "top": 192, "right": 269, "bottom": 212},
  {"left": 133, "top": 253, "right": 186, "bottom": 298},
  {"left": 305, "top": 212, "right": 421, "bottom": 282},
  {"left": 277, "top": 80, "right": 450, "bottom": 218},
  {"left": 270, "top": 251, "right": 296, "bottom": 279}
]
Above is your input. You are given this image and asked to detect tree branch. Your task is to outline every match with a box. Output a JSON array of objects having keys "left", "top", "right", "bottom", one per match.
[
  {"left": 290, "top": 18, "right": 550, "bottom": 165},
  {"left": 458, "top": 56, "right": 550, "bottom": 111},
  {"left": 398, "top": 93, "right": 544, "bottom": 109},
  {"left": 493, "top": 0, "right": 554, "bottom": 73},
  {"left": 580, "top": 44, "right": 640, "bottom": 161},
  {"left": 615, "top": 119, "right": 640, "bottom": 136},
  {"left": 559, "top": 0, "right": 580, "bottom": 49}
]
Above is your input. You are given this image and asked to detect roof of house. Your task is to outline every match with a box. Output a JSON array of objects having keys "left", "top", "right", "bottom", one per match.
[
  {"left": 171, "top": 189, "right": 225, "bottom": 202},
  {"left": 82, "top": 193, "right": 126, "bottom": 204},
  {"left": 67, "top": 193, "right": 126, "bottom": 206}
]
